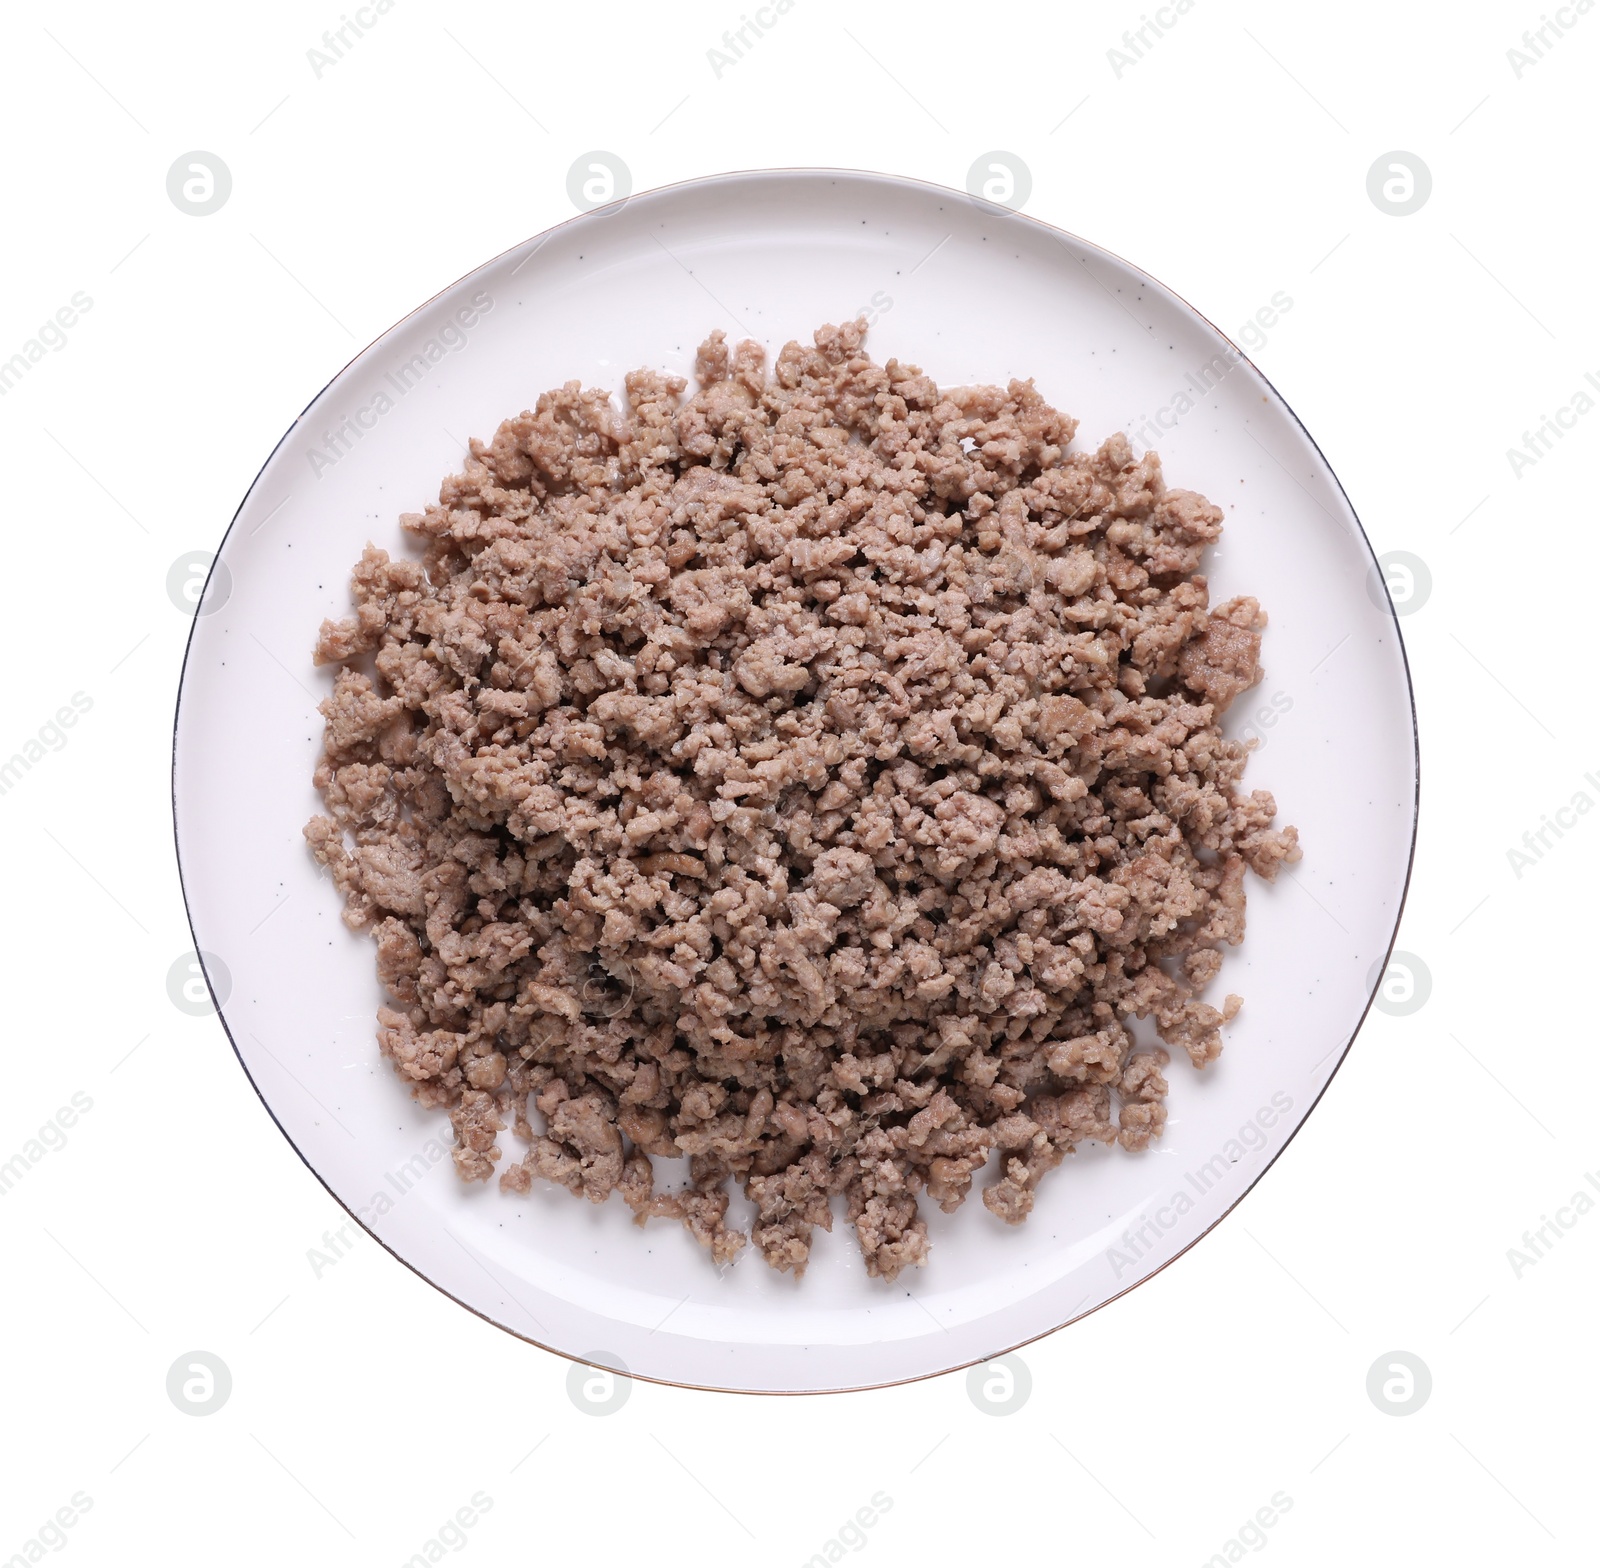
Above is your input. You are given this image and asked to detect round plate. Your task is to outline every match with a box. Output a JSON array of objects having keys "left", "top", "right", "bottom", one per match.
[{"left": 173, "top": 168, "right": 1417, "bottom": 1394}]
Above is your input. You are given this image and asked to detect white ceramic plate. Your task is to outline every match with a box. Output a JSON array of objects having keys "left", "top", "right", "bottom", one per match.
[{"left": 173, "top": 169, "right": 1417, "bottom": 1394}]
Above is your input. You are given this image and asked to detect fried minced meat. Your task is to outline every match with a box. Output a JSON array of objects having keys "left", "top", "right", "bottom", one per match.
[{"left": 305, "top": 319, "right": 1299, "bottom": 1281}]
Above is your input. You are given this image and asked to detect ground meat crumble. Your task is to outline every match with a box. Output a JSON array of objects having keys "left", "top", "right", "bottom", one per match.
[{"left": 304, "top": 320, "right": 1299, "bottom": 1281}]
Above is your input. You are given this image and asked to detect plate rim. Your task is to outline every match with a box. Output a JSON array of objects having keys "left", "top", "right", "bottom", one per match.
[{"left": 170, "top": 164, "right": 1421, "bottom": 1396}]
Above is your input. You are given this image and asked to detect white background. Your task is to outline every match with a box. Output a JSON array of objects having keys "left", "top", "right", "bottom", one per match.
[{"left": 0, "top": 0, "right": 1592, "bottom": 1563}]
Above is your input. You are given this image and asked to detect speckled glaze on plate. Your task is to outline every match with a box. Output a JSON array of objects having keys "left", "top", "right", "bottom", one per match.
[{"left": 173, "top": 169, "right": 1417, "bottom": 1394}]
